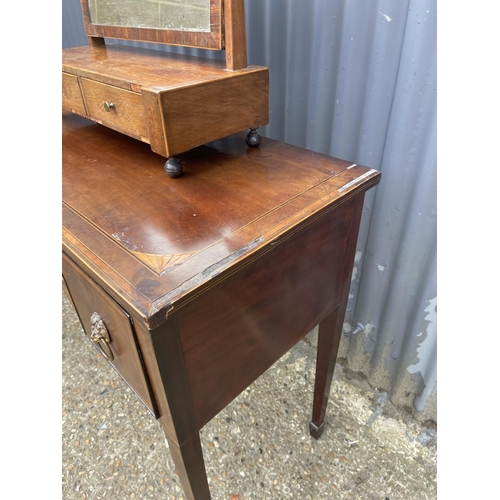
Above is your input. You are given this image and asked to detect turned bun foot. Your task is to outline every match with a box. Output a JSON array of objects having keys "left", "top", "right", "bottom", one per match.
[
  {"left": 165, "top": 157, "right": 183, "bottom": 178},
  {"left": 246, "top": 129, "right": 261, "bottom": 148}
]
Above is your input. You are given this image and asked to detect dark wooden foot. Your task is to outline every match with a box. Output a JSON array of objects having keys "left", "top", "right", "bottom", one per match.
[
  {"left": 165, "top": 157, "right": 183, "bottom": 177},
  {"left": 310, "top": 307, "right": 343, "bottom": 439},
  {"left": 246, "top": 129, "right": 261, "bottom": 147},
  {"left": 166, "top": 432, "right": 211, "bottom": 500},
  {"left": 309, "top": 421, "right": 325, "bottom": 440}
]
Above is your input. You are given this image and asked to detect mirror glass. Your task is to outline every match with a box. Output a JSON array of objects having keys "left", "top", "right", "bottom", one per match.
[{"left": 87, "top": 0, "right": 211, "bottom": 32}]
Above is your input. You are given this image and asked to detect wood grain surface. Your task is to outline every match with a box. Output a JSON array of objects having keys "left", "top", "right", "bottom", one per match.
[
  {"left": 62, "top": 73, "right": 86, "bottom": 115},
  {"left": 80, "top": 78, "right": 150, "bottom": 142},
  {"left": 224, "top": 0, "right": 247, "bottom": 70},
  {"left": 62, "top": 45, "right": 264, "bottom": 92},
  {"left": 62, "top": 113, "right": 380, "bottom": 326}
]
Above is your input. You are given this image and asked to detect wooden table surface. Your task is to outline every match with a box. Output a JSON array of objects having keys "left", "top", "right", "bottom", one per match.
[{"left": 62, "top": 112, "right": 381, "bottom": 499}]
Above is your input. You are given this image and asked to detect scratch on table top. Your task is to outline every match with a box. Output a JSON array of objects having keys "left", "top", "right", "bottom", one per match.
[{"left": 157, "top": 236, "right": 265, "bottom": 318}]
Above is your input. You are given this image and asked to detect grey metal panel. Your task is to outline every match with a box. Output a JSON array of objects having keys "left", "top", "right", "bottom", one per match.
[
  {"left": 62, "top": 0, "right": 87, "bottom": 48},
  {"left": 62, "top": 0, "right": 437, "bottom": 422}
]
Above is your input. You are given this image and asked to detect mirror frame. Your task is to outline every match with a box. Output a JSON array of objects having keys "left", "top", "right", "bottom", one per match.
[{"left": 80, "top": 0, "right": 223, "bottom": 50}]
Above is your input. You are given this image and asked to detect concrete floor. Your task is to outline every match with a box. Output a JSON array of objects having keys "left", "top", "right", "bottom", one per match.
[{"left": 62, "top": 292, "right": 437, "bottom": 499}]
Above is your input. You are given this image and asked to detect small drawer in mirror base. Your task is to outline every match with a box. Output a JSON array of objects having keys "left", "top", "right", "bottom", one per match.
[{"left": 62, "top": 73, "right": 86, "bottom": 115}]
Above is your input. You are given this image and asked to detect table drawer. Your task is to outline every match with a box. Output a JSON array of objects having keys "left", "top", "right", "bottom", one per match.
[
  {"left": 62, "top": 253, "right": 157, "bottom": 417},
  {"left": 62, "top": 73, "right": 86, "bottom": 115},
  {"left": 80, "top": 78, "right": 149, "bottom": 142}
]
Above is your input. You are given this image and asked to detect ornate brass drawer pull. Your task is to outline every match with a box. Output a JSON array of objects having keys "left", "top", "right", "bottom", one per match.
[
  {"left": 90, "top": 312, "right": 114, "bottom": 361},
  {"left": 103, "top": 101, "right": 115, "bottom": 112}
]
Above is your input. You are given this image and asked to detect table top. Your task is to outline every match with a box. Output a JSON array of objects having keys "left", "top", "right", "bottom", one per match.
[{"left": 62, "top": 113, "right": 380, "bottom": 324}]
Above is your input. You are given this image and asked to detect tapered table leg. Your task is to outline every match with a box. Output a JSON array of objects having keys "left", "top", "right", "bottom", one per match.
[
  {"left": 310, "top": 193, "right": 366, "bottom": 439},
  {"left": 166, "top": 432, "right": 211, "bottom": 500},
  {"left": 151, "top": 317, "right": 213, "bottom": 499},
  {"left": 309, "top": 307, "right": 344, "bottom": 439}
]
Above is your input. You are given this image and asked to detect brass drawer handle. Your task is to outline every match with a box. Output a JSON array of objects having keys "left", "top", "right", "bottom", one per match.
[
  {"left": 90, "top": 312, "right": 114, "bottom": 361},
  {"left": 103, "top": 101, "right": 115, "bottom": 112}
]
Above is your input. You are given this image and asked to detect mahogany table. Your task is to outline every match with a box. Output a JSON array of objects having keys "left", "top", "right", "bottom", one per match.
[{"left": 62, "top": 112, "right": 381, "bottom": 499}]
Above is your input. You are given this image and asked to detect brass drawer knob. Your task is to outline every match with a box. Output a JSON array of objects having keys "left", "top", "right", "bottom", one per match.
[
  {"left": 90, "top": 312, "right": 114, "bottom": 361},
  {"left": 103, "top": 101, "right": 115, "bottom": 112}
]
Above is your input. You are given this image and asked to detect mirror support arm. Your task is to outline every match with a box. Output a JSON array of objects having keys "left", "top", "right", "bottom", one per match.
[{"left": 224, "top": 0, "right": 248, "bottom": 70}]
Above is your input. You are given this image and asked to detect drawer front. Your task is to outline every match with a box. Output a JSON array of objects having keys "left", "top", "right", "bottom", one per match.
[
  {"left": 62, "top": 73, "right": 86, "bottom": 115},
  {"left": 80, "top": 78, "right": 149, "bottom": 142},
  {"left": 62, "top": 253, "right": 157, "bottom": 417}
]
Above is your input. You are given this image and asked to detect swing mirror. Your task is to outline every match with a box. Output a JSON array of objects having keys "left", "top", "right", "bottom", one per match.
[{"left": 82, "top": 0, "right": 223, "bottom": 49}]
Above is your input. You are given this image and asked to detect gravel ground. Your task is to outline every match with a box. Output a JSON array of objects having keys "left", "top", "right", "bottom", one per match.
[{"left": 62, "top": 292, "right": 437, "bottom": 500}]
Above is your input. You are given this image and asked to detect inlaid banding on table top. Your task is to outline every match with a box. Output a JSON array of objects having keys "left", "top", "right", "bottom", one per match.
[
  {"left": 67, "top": 165, "right": 380, "bottom": 277},
  {"left": 130, "top": 251, "right": 199, "bottom": 274},
  {"left": 63, "top": 116, "right": 381, "bottom": 313}
]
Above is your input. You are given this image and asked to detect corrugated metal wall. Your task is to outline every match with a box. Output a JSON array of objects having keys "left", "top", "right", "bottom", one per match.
[{"left": 62, "top": 0, "right": 437, "bottom": 422}]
